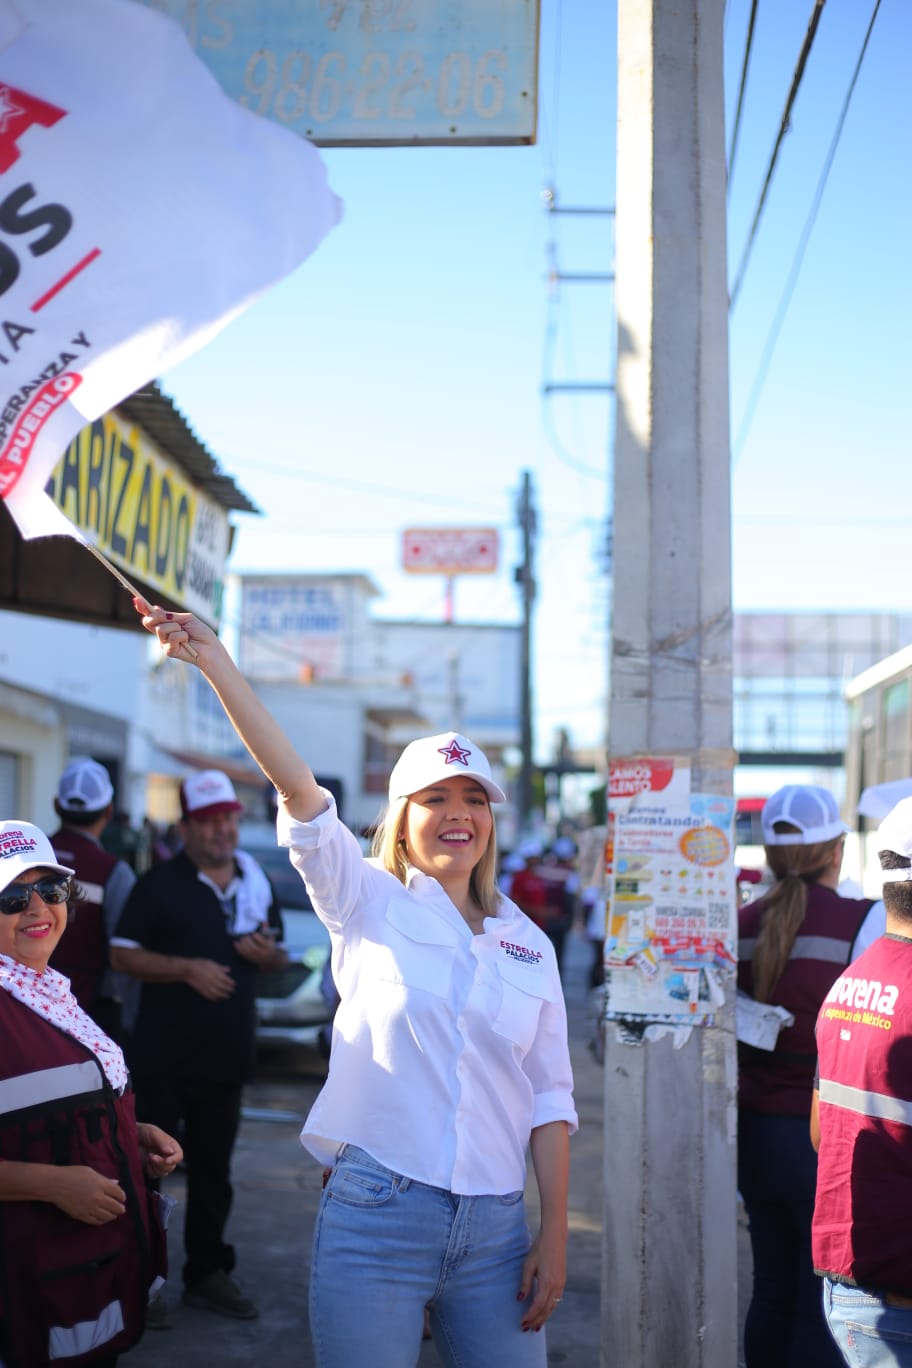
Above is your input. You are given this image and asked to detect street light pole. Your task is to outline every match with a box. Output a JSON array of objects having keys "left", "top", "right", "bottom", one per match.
[{"left": 515, "top": 470, "right": 537, "bottom": 831}]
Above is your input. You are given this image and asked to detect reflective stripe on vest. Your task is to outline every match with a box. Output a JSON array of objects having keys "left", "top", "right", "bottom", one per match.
[
  {"left": 49, "top": 1298, "right": 125, "bottom": 1360},
  {"left": 819, "top": 1076, "right": 912, "bottom": 1128},
  {"left": 0, "top": 1059, "right": 104, "bottom": 1118},
  {"left": 740, "top": 934, "right": 853, "bottom": 964}
]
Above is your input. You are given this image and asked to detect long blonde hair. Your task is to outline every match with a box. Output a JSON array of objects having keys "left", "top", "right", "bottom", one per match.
[
  {"left": 372, "top": 795, "right": 501, "bottom": 918},
  {"left": 750, "top": 828, "right": 842, "bottom": 1002}
]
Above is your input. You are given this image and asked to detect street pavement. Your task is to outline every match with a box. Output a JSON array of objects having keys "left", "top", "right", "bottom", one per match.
[{"left": 121, "top": 929, "right": 750, "bottom": 1366}]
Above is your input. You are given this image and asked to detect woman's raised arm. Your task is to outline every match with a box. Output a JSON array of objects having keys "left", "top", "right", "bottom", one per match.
[{"left": 134, "top": 598, "right": 327, "bottom": 823}]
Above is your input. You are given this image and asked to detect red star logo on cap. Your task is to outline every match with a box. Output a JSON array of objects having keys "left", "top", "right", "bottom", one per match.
[{"left": 438, "top": 739, "right": 471, "bottom": 766}]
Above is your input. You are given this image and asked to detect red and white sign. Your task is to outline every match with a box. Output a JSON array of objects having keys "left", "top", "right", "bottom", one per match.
[
  {"left": 0, "top": 0, "right": 341, "bottom": 541},
  {"left": 402, "top": 527, "right": 498, "bottom": 575},
  {"left": 609, "top": 758, "right": 678, "bottom": 800}
]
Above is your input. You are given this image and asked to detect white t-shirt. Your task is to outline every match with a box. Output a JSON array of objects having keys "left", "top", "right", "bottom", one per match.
[{"left": 277, "top": 795, "right": 578, "bottom": 1196}]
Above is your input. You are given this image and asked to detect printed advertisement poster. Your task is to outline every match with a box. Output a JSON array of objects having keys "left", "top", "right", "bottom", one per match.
[
  {"left": 604, "top": 789, "right": 737, "bottom": 1024},
  {"left": 600, "top": 756, "right": 692, "bottom": 945}
]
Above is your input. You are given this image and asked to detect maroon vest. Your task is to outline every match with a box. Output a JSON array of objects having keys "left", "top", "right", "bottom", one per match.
[
  {"left": 738, "top": 883, "right": 872, "bottom": 1116},
  {"left": 48, "top": 828, "right": 119, "bottom": 1009},
  {"left": 813, "top": 935, "right": 912, "bottom": 1295},
  {"left": 0, "top": 989, "right": 166, "bottom": 1367}
]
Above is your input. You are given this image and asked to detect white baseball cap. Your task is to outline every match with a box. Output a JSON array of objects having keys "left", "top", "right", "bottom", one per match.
[
  {"left": 56, "top": 756, "right": 114, "bottom": 813},
  {"left": 0, "top": 820, "right": 74, "bottom": 895},
  {"left": 875, "top": 797, "right": 912, "bottom": 882},
  {"left": 761, "top": 785, "right": 848, "bottom": 846},
  {"left": 180, "top": 770, "right": 243, "bottom": 820},
  {"left": 387, "top": 733, "right": 505, "bottom": 804}
]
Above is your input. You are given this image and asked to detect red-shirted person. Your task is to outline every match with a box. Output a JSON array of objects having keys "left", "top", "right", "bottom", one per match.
[
  {"left": 738, "top": 784, "right": 873, "bottom": 1368},
  {"left": 812, "top": 796, "right": 912, "bottom": 1366}
]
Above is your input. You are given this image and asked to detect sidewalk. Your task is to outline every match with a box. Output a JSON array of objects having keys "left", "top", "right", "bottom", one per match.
[{"left": 121, "top": 931, "right": 747, "bottom": 1366}]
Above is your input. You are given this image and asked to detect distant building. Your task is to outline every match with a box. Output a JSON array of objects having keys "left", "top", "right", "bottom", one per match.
[
  {"left": 734, "top": 611, "right": 912, "bottom": 780},
  {"left": 238, "top": 574, "right": 521, "bottom": 832}
]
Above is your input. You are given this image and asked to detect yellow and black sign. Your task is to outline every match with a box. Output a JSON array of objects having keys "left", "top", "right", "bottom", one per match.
[{"left": 47, "top": 411, "right": 230, "bottom": 621}]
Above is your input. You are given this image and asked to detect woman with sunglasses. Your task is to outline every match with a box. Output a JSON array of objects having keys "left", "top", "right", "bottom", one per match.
[
  {"left": 0, "top": 819, "right": 182, "bottom": 1367},
  {"left": 134, "top": 598, "right": 577, "bottom": 1368}
]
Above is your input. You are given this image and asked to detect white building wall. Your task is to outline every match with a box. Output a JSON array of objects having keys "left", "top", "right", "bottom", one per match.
[{"left": 0, "top": 680, "right": 68, "bottom": 831}]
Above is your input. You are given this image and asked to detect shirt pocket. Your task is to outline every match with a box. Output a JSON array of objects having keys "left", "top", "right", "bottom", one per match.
[
  {"left": 358, "top": 900, "right": 458, "bottom": 1000},
  {"left": 491, "top": 955, "right": 558, "bottom": 1054}
]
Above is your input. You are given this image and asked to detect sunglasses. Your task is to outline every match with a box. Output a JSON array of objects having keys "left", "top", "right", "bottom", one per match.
[{"left": 0, "top": 876, "right": 74, "bottom": 917}]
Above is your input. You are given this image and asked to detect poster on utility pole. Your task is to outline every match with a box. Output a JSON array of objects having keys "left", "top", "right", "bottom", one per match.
[{"left": 604, "top": 758, "right": 736, "bottom": 1025}]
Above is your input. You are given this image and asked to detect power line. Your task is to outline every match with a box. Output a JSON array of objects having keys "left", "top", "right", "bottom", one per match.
[
  {"left": 730, "top": 0, "right": 828, "bottom": 308},
  {"left": 732, "top": 0, "right": 883, "bottom": 463},
  {"left": 726, "top": 0, "right": 759, "bottom": 190},
  {"left": 221, "top": 452, "right": 508, "bottom": 515}
]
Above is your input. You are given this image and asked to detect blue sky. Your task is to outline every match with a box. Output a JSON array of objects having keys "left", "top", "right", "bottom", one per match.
[{"left": 158, "top": 0, "right": 907, "bottom": 762}]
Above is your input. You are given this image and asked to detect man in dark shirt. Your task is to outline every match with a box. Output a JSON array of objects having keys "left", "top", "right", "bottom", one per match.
[
  {"left": 112, "top": 770, "right": 286, "bottom": 1321},
  {"left": 48, "top": 755, "right": 136, "bottom": 1039}
]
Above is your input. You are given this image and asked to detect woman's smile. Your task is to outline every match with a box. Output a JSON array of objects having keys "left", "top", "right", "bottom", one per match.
[
  {"left": 0, "top": 871, "right": 68, "bottom": 969},
  {"left": 404, "top": 776, "right": 493, "bottom": 885}
]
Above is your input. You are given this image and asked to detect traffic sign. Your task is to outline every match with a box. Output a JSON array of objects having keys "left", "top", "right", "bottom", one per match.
[{"left": 141, "top": 1, "right": 539, "bottom": 146}]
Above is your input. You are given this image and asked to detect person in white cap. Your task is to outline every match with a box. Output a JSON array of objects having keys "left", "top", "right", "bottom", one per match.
[
  {"left": 737, "top": 784, "right": 875, "bottom": 1368},
  {"left": 811, "top": 795, "right": 912, "bottom": 1366},
  {"left": 47, "top": 755, "right": 137, "bottom": 1039},
  {"left": 110, "top": 768, "right": 287, "bottom": 1323},
  {"left": 132, "top": 598, "right": 576, "bottom": 1368},
  {"left": 0, "top": 819, "right": 181, "bottom": 1365}
]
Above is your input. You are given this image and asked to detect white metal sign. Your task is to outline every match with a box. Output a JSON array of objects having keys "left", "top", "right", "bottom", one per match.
[
  {"left": 139, "top": 1, "right": 539, "bottom": 146},
  {"left": 402, "top": 527, "right": 498, "bottom": 574}
]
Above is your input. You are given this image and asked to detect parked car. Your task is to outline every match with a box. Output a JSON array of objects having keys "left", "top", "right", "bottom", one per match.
[{"left": 241, "top": 830, "right": 333, "bottom": 1049}]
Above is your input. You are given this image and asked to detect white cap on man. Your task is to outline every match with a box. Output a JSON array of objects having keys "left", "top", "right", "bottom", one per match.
[
  {"left": 180, "top": 770, "right": 243, "bottom": 821},
  {"left": 875, "top": 797, "right": 912, "bottom": 883},
  {"left": 56, "top": 757, "right": 114, "bottom": 814}
]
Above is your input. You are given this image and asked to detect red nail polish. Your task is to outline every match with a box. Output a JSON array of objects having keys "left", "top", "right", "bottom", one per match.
[{"left": 165, "top": 612, "right": 174, "bottom": 620}]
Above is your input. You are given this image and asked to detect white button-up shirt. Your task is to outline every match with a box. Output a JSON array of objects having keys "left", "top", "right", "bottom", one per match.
[{"left": 278, "top": 796, "right": 578, "bottom": 1196}]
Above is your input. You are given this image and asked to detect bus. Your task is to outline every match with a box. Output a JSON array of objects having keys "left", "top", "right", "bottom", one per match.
[{"left": 844, "top": 642, "right": 912, "bottom": 892}]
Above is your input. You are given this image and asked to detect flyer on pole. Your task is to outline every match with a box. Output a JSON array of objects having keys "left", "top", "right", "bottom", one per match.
[{"left": 604, "top": 757, "right": 737, "bottom": 1025}]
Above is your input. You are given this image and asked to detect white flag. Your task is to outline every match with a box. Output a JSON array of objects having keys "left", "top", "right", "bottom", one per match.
[{"left": 0, "top": 0, "right": 342, "bottom": 540}]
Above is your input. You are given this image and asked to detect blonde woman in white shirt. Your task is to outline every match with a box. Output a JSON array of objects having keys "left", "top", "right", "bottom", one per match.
[{"left": 134, "top": 598, "right": 576, "bottom": 1368}]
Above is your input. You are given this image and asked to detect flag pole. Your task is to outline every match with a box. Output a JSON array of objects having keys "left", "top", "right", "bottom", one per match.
[{"left": 83, "top": 542, "right": 199, "bottom": 661}]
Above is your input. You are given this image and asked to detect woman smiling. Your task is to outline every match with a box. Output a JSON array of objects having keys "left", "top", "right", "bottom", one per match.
[
  {"left": 135, "top": 598, "right": 577, "bottom": 1368},
  {"left": 0, "top": 820, "right": 181, "bottom": 1367}
]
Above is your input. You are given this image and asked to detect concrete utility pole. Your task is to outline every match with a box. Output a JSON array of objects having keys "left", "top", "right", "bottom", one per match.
[
  {"left": 603, "top": 2, "right": 736, "bottom": 1366},
  {"left": 515, "top": 470, "right": 536, "bottom": 830}
]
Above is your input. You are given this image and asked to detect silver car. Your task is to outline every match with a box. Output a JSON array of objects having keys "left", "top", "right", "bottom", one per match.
[{"left": 243, "top": 834, "right": 333, "bottom": 1049}]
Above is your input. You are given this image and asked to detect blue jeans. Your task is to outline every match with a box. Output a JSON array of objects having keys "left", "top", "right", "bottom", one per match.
[
  {"left": 309, "top": 1145, "right": 547, "bottom": 1368},
  {"left": 824, "top": 1279, "right": 912, "bottom": 1367},
  {"left": 738, "top": 1111, "right": 843, "bottom": 1368}
]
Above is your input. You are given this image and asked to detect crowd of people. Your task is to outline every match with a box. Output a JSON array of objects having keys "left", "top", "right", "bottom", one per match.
[
  {"left": 737, "top": 781, "right": 912, "bottom": 1368},
  {"left": 0, "top": 593, "right": 587, "bottom": 1365},
  {"left": 6, "top": 602, "right": 912, "bottom": 1366}
]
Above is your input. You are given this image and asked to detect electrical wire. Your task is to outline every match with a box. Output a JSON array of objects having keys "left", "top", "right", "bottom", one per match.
[
  {"left": 539, "top": 257, "right": 611, "bottom": 480},
  {"left": 732, "top": 0, "right": 883, "bottom": 464},
  {"left": 727, "top": 0, "right": 759, "bottom": 190},
  {"left": 730, "top": 0, "right": 828, "bottom": 308},
  {"left": 220, "top": 452, "right": 507, "bottom": 516}
]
